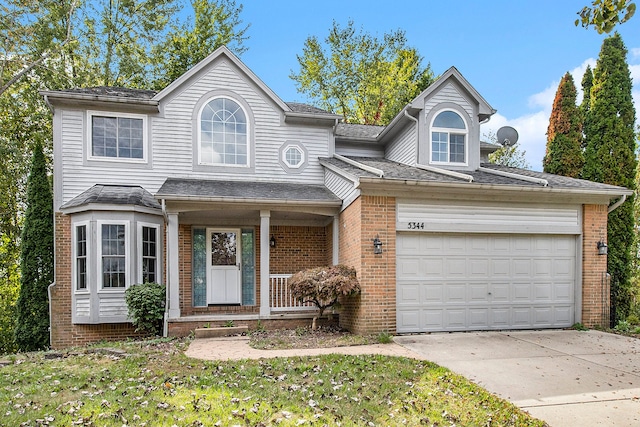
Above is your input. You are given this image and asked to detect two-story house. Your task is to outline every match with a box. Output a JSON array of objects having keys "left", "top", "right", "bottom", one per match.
[{"left": 42, "top": 46, "right": 630, "bottom": 349}]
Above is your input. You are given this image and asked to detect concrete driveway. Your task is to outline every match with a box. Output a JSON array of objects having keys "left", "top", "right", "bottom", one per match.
[{"left": 395, "top": 330, "right": 640, "bottom": 426}]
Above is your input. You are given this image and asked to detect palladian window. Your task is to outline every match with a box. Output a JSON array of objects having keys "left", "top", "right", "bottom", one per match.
[{"left": 199, "top": 98, "right": 248, "bottom": 166}]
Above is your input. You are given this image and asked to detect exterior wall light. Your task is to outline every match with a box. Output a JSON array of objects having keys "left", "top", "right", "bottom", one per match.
[
  {"left": 372, "top": 235, "right": 383, "bottom": 254},
  {"left": 270, "top": 235, "right": 276, "bottom": 248},
  {"left": 597, "top": 241, "right": 608, "bottom": 255}
]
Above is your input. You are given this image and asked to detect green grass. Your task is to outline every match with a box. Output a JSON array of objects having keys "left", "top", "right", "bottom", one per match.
[{"left": 0, "top": 338, "right": 547, "bottom": 426}]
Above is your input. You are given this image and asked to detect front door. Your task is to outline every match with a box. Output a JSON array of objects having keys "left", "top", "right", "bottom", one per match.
[{"left": 207, "top": 228, "right": 241, "bottom": 304}]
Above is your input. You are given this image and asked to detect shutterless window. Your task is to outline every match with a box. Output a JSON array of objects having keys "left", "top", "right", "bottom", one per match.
[
  {"left": 92, "top": 116, "right": 144, "bottom": 159},
  {"left": 431, "top": 110, "right": 467, "bottom": 164},
  {"left": 102, "top": 224, "right": 126, "bottom": 288},
  {"left": 199, "top": 98, "right": 247, "bottom": 166},
  {"left": 285, "top": 146, "right": 303, "bottom": 168},
  {"left": 141, "top": 226, "right": 157, "bottom": 283},
  {"left": 76, "top": 225, "right": 87, "bottom": 290}
]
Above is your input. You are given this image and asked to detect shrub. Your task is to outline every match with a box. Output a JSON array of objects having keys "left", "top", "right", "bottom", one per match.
[
  {"left": 289, "top": 265, "right": 360, "bottom": 330},
  {"left": 614, "top": 320, "right": 631, "bottom": 333},
  {"left": 124, "top": 282, "right": 165, "bottom": 335}
]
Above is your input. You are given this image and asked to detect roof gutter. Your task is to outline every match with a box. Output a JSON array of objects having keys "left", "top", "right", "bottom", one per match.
[
  {"left": 357, "top": 176, "right": 633, "bottom": 198},
  {"left": 415, "top": 163, "right": 474, "bottom": 183},
  {"left": 334, "top": 154, "right": 384, "bottom": 178},
  {"left": 479, "top": 166, "right": 548, "bottom": 187},
  {"left": 608, "top": 194, "right": 627, "bottom": 213}
]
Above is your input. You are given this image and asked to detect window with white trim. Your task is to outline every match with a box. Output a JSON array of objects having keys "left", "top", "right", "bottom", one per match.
[
  {"left": 199, "top": 97, "right": 248, "bottom": 166},
  {"left": 139, "top": 224, "right": 159, "bottom": 284},
  {"left": 284, "top": 146, "right": 304, "bottom": 168},
  {"left": 430, "top": 110, "right": 467, "bottom": 164},
  {"left": 99, "top": 222, "right": 128, "bottom": 289},
  {"left": 75, "top": 224, "right": 88, "bottom": 291},
  {"left": 89, "top": 112, "right": 147, "bottom": 161}
]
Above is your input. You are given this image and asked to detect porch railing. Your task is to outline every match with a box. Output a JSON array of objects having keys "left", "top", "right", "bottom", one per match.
[{"left": 269, "top": 274, "right": 316, "bottom": 312}]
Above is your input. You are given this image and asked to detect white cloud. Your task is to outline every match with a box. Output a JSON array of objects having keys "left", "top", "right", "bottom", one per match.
[{"left": 631, "top": 47, "right": 640, "bottom": 58}]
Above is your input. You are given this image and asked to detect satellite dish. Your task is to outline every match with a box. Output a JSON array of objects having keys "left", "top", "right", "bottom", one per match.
[{"left": 496, "top": 126, "right": 519, "bottom": 147}]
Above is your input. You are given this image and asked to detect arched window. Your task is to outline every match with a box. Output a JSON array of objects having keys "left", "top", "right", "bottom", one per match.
[
  {"left": 199, "top": 97, "right": 248, "bottom": 166},
  {"left": 430, "top": 110, "right": 467, "bottom": 164}
]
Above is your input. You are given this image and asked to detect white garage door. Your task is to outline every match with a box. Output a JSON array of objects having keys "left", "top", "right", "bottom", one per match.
[{"left": 396, "top": 233, "right": 576, "bottom": 333}]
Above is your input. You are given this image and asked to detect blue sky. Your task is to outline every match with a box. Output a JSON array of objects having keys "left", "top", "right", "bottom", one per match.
[{"left": 220, "top": 1, "right": 640, "bottom": 170}]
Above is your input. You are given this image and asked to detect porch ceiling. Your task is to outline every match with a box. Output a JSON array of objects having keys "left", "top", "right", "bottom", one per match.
[{"left": 178, "top": 208, "right": 334, "bottom": 226}]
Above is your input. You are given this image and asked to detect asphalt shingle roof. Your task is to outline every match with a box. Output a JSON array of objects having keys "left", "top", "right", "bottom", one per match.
[
  {"left": 156, "top": 178, "right": 342, "bottom": 203},
  {"left": 334, "top": 123, "right": 385, "bottom": 139},
  {"left": 286, "top": 102, "right": 336, "bottom": 116},
  {"left": 61, "top": 185, "right": 162, "bottom": 210},
  {"left": 52, "top": 87, "right": 158, "bottom": 100},
  {"left": 321, "top": 156, "right": 630, "bottom": 192}
]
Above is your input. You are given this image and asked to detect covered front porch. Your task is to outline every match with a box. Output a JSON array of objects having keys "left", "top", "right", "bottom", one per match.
[{"left": 155, "top": 178, "right": 343, "bottom": 336}]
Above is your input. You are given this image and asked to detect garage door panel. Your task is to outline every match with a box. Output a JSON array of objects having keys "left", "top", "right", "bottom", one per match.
[
  {"left": 554, "top": 283, "right": 572, "bottom": 300},
  {"left": 397, "top": 233, "right": 576, "bottom": 332},
  {"left": 534, "top": 284, "right": 552, "bottom": 300},
  {"left": 469, "top": 309, "right": 489, "bottom": 328},
  {"left": 490, "top": 283, "right": 510, "bottom": 301},
  {"left": 469, "top": 284, "right": 489, "bottom": 301},
  {"left": 513, "top": 283, "right": 532, "bottom": 301},
  {"left": 446, "top": 284, "right": 466, "bottom": 302},
  {"left": 424, "top": 310, "right": 444, "bottom": 329}
]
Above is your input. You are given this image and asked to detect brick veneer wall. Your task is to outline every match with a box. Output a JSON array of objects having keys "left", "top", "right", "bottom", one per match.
[
  {"left": 176, "top": 224, "right": 329, "bottom": 317},
  {"left": 582, "top": 204, "right": 609, "bottom": 327},
  {"left": 339, "top": 195, "right": 397, "bottom": 334},
  {"left": 51, "top": 213, "right": 140, "bottom": 349}
]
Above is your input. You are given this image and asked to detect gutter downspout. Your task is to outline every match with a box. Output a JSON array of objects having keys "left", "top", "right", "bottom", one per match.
[
  {"left": 608, "top": 195, "right": 627, "bottom": 213},
  {"left": 161, "top": 199, "right": 169, "bottom": 338}
]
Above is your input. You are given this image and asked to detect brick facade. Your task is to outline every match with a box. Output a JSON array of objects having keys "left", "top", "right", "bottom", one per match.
[
  {"left": 166, "top": 223, "right": 331, "bottom": 335},
  {"left": 581, "top": 204, "right": 609, "bottom": 327},
  {"left": 51, "top": 213, "right": 141, "bottom": 349},
  {"left": 339, "top": 195, "right": 397, "bottom": 334},
  {"left": 51, "top": 201, "right": 613, "bottom": 347}
]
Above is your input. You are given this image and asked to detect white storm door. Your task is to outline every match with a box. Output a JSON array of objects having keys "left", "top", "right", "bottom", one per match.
[{"left": 207, "top": 229, "right": 241, "bottom": 304}]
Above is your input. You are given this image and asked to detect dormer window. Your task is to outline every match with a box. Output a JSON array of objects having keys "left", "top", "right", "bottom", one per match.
[
  {"left": 430, "top": 110, "right": 467, "bottom": 165},
  {"left": 199, "top": 97, "right": 248, "bottom": 166}
]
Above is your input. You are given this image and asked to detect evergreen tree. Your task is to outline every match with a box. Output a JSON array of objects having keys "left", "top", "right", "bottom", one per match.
[
  {"left": 543, "top": 72, "right": 584, "bottom": 177},
  {"left": 580, "top": 65, "right": 593, "bottom": 149},
  {"left": 14, "top": 142, "right": 53, "bottom": 351},
  {"left": 582, "top": 33, "right": 637, "bottom": 323}
]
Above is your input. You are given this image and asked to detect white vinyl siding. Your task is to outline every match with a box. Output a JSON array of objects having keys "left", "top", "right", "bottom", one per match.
[
  {"left": 397, "top": 201, "right": 581, "bottom": 235},
  {"left": 324, "top": 169, "right": 359, "bottom": 210},
  {"left": 56, "top": 61, "right": 332, "bottom": 210},
  {"left": 424, "top": 82, "right": 473, "bottom": 117},
  {"left": 385, "top": 124, "right": 416, "bottom": 166}
]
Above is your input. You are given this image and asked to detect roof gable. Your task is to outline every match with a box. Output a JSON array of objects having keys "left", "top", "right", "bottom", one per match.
[
  {"left": 153, "top": 45, "right": 291, "bottom": 113},
  {"left": 411, "top": 66, "right": 495, "bottom": 120}
]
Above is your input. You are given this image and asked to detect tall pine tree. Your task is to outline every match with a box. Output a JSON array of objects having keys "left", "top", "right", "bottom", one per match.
[
  {"left": 14, "top": 142, "right": 53, "bottom": 351},
  {"left": 582, "top": 33, "right": 637, "bottom": 324},
  {"left": 543, "top": 72, "right": 583, "bottom": 177},
  {"left": 580, "top": 65, "right": 593, "bottom": 149}
]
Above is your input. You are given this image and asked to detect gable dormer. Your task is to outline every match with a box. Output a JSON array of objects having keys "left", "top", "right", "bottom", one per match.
[{"left": 410, "top": 67, "right": 495, "bottom": 171}]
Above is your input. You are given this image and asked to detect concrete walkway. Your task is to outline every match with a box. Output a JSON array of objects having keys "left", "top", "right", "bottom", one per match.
[
  {"left": 185, "top": 335, "right": 423, "bottom": 360},
  {"left": 395, "top": 330, "right": 640, "bottom": 427}
]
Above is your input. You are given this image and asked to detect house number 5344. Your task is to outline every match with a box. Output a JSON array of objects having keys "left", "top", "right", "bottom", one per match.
[{"left": 407, "top": 222, "right": 425, "bottom": 230}]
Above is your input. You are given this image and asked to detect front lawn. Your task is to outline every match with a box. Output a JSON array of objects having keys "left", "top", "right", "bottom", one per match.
[{"left": 0, "top": 338, "right": 547, "bottom": 426}]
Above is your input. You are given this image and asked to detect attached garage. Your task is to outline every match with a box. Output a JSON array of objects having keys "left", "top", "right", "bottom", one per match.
[{"left": 396, "top": 201, "right": 581, "bottom": 333}]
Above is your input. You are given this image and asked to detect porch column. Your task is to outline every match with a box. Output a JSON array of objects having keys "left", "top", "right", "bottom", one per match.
[
  {"left": 167, "top": 213, "right": 180, "bottom": 319},
  {"left": 260, "top": 210, "right": 270, "bottom": 316},
  {"left": 332, "top": 215, "right": 340, "bottom": 265}
]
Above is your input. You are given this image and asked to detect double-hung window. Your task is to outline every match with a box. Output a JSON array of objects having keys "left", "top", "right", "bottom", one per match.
[
  {"left": 430, "top": 110, "right": 467, "bottom": 164},
  {"left": 74, "top": 224, "right": 88, "bottom": 291},
  {"left": 99, "top": 222, "right": 128, "bottom": 289},
  {"left": 89, "top": 112, "right": 147, "bottom": 161},
  {"left": 139, "top": 224, "right": 159, "bottom": 283}
]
